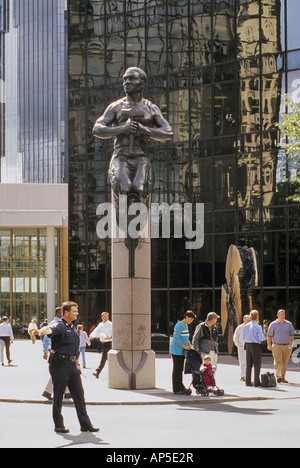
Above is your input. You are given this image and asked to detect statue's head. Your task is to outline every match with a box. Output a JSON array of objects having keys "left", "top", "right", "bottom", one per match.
[{"left": 123, "top": 67, "right": 147, "bottom": 95}]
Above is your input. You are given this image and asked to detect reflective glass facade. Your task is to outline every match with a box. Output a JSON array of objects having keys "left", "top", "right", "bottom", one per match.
[
  {"left": 0, "top": 0, "right": 67, "bottom": 183},
  {"left": 68, "top": 0, "right": 300, "bottom": 333}
]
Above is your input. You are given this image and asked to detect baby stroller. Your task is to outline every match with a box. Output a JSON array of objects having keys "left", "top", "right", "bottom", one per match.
[
  {"left": 185, "top": 349, "right": 225, "bottom": 397},
  {"left": 185, "top": 349, "right": 209, "bottom": 397}
]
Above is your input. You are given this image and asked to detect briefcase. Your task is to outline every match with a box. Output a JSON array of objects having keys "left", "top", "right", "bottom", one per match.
[{"left": 261, "top": 372, "right": 277, "bottom": 388}]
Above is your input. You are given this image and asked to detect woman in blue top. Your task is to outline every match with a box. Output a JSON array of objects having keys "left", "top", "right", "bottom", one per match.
[{"left": 170, "top": 311, "right": 196, "bottom": 394}]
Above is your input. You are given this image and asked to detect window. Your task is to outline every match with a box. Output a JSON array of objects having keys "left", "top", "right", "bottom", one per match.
[{"left": 0, "top": 229, "right": 62, "bottom": 329}]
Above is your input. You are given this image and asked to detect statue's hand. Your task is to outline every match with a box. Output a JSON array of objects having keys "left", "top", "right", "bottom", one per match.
[
  {"left": 135, "top": 123, "right": 148, "bottom": 136},
  {"left": 121, "top": 121, "right": 139, "bottom": 135}
]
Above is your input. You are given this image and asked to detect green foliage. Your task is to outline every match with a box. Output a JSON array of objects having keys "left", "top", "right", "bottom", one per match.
[{"left": 276, "top": 94, "right": 300, "bottom": 202}]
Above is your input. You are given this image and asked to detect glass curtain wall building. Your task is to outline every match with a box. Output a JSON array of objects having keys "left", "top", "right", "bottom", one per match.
[
  {"left": 0, "top": 0, "right": 69, "bottom": 329},
  {"left": 68, "top": 0, "right": 300, "bottom": 334},
  {"left": 0, "top": 0, "right": 67, "bottom": 183}
]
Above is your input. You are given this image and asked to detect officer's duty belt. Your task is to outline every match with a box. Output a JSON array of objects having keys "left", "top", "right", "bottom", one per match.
[{"left": 52, "top": 352, "right": 77, "bottom": 363}]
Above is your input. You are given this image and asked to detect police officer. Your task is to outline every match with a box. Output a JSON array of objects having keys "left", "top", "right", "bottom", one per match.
[{"left": 35, "top": 301, "right": 99, "bottom": 434}]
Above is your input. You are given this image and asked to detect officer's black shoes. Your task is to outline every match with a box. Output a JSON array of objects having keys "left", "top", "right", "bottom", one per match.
[
  {"left": 55, "top": 427, "right": 70, "bottom": 434},
  {"left": 81, "top": 426, "right": 100, "bottom": 433},
  {"left": 55, "top": 426, "right": 99, "bottom": 433}
]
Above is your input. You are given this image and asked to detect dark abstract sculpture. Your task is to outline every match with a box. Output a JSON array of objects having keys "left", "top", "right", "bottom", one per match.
[{"left": 221, "top": 245, "right": 258, "bottom": 354}]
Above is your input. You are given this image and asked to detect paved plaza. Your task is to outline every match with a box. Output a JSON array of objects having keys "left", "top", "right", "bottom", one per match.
[{"left": 0, "top": 340, "right": 300, "bottom": 448}]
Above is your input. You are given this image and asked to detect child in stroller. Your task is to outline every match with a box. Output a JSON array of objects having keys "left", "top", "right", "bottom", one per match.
[
  {"left": 185, "top": 350, "right": 224, "bottom": 397},
  {"left": 201, "top": 355, "right": 224, "bottom": 396}
]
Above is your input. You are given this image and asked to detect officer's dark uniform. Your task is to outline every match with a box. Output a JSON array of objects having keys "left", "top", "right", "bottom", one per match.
[{"left": 49, "top": 319, "right": 92, "bottom": 430}]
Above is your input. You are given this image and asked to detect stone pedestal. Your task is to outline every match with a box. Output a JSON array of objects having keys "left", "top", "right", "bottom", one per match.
[{"left": 108, "top": 206, "right": 156, "bottom": 390}]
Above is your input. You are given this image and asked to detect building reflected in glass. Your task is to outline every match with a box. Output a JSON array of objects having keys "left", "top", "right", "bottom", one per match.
[{"left": 68, "top": 0, "right": 300, "bottom": 334}]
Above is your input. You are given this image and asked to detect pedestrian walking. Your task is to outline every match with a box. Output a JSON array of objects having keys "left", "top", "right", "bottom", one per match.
[
  {"left": 89, "top": 323, "right": 96, "bottom": 336},
  {"left": 192, "top": 312, "right": 220, "bottom": 371},
  {"left": 0, "top": 339, "right": 5, "bottom": 366},
  {"left": 0, "top": 316, "right": 14, "bottom": 366},
  {"left": 243, "top": 310, "right": 265, "bottom": 387},
  {"left": 170, "top": 310, "right": 196, "bottom": 395},
  {"left": 267, "top": 309, "right": 295, "bottom": 383},
  {"left": 34, "top": 301, "right": 99, "bottom": 434},
  {"left": 77, "top": 324, "right": 91, "bottom": 368},
  {"left": 263, "top": 320, "right": 270, "bottom": 340},
  {"left": 90, "top": 312, "right": 112, "bottom": 379},
  {"left": 28, "top": 319, "right": 38, "bottom": 344},
  {"left": 233, "top": 315, "right": 251, "bottom": 381}
]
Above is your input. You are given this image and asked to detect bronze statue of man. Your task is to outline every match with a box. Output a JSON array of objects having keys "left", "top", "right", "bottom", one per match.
[{"left": 93, "top": 67, "right": 173, "bottom": 205}]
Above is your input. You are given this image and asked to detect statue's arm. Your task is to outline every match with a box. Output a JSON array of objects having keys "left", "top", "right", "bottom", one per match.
[{"left": 93, "top": 104, "right": 137, "bottom": 140}]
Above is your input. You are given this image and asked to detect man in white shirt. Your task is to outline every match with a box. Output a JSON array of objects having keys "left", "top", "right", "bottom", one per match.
[
  {"left": 0, "top": 316, "right": 14, "bottom": 365},
  {"left": 233, "top": 315, "right": 251, "bottom": 381},
  {"left": 28, "top": 319, "right": 39, "bottom": 344},
  {"left": 90, "top": 312, "right": 112, "bottom": 379}
]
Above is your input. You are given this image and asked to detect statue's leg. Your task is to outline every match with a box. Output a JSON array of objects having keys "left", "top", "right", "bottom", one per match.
[
  {"left": 109, "top": 156, "right": 132, "bottom": 197},
  {"left": 109, "top": 157, "right": 134, "bottom": 225},
  {"left": 132, "top": 157, "right": 152, "bottom": 202}
]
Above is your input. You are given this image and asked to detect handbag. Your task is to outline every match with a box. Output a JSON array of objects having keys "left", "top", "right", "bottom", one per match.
[{"left": 261, "top": 372, "right": 277, "bottom": 388}]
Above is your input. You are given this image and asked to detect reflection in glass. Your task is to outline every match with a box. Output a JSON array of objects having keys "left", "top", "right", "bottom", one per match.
[
  {"left": 289, "top": 232, "right": 300, "bottom": 287},
  {"left": 214, "top": 157, "right": 236, "bottom": 209},
  {"left": 263, "top": 289, "right": 286, "bottom": 323},
  {"left": 192, "top": 235, "right": 212, "bottom": 288},
  {"left": 214, "top": 82, "right": 236, "bottom": 137},
  {"left": 170, "top": 290, "right": 191, "bottom": 325},
  {"left": 238, "top": 153, "right": 261, "bottom": 209},
  {"left": 213, "top": 0, "right": 235, "bottom": 63},
  {"left": 215, "top": 234, "right": 235, "bottom": 287},
  {"left": 191, "top": 86, "right": 212, "bottom": 140},
  {"left": 69, "top": 0, "right": 300, "bottom": 331},
  {"left": 151, "top": 291, "right": 168, "bottom": 335},
  {"left": 215, "top": 211, "right": 236, "bottom": 233},
  {"left": 147, "top": 22, "right": 166, "bottom": 76},
  {"left": 289, "top": 290, "right": 300, "bottom": 330},
  {"left": 191, "top": 11, "right": 212, "bottom": 67},
  {"left": 189, "top": 158, "right": 212, "bottom": 207},
  {"left": 237, "top": 1, "right": 261, "bottom": 58},
  {"left": 263, "top": 232, "right": 286, "bottom": 287}
]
